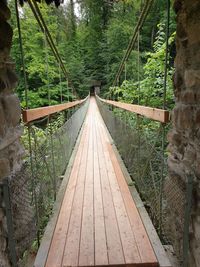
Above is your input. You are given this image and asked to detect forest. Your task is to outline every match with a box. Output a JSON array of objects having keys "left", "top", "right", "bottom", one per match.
[{"left": 9, "top": 0, "right": 176, "bottom": 110}]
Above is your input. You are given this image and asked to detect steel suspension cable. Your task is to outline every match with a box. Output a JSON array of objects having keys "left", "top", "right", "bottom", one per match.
[
  {"left": 27, "top": 0, "right": 76, "bottom": 96},
  {"left": 15, "top": 0, "right": 28, "bottom": 109},
  {"left": 159, "top": 0, "right": 170, "bottom": 235},
  {"left": 124, "top": 61, "right": 127, "bottom": 81},
  {"left": 59, "top": 63, "right": 63, "bottom": 103},
  {"left": 137, "top": 26, "right": 141, "bottom": 187},
  {"left": 163, "top": 0, "right": 170, "bottom": 110},
  {"left": 32, "top": 0, "right": 67, "bottom": 75},
  {"left": 137, "top": 31, "right": 140, "bottom": 105},
  {"left": 113, "top": 0, "right": 154, "bottom": 86},
  {"left": 44, "top": 28, "right": 57, "bottom": 201},
  {"left": 27, "top": 0, "right": 61, "bottom": 68},
  {"left": 67, "top": 78, "right": 70, "bottom": 102},
  {"left": 44, "top": 29, "right": 51, "bottom": 105},
  {"left": 32, "top": 0, "right": 77, "bottom": 96},
  {"left": 15, "top": 0, "right": 40, "bottom": 247}
]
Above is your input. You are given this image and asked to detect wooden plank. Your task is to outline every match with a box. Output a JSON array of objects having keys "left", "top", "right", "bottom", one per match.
[
  {"left": 114, "top": 145, "right": 172, "bottom": 267},
  {"left": 96, "top": 105, "right": 142, "bottom": 265},
  {"left": 97, "top": 96, "right": 170, "bottom": 123},
  {"left": 131, "top": 186, "right": 172, "bottom": 267},
  {"left": 94, "top": 102, "right": 125, "bottom": 265},
  {"left": 45, "top": 117, "right": 89, "bottom": 267},
  {"left": 98, "top": 139, "right": 141, "bottom": 264},
  {"left": 106, "top": 141, "right": 158, "bottom": 266},
  {"left": 22, "top": 97, "right": 87, "bottom": 123},
  {"left": 78, "top": 111, "right": 94, "bottom": 266},
  {"left": 62, "top": 113, "right": 91, "bottom": 267},
  {"left": 93, "top": 114, "right": 109, "bottom": 266}
]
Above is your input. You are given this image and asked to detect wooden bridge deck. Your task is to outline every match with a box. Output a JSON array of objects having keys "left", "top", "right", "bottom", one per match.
[{"left": 44, "top": 97, "right": 158, "bottom": 267}]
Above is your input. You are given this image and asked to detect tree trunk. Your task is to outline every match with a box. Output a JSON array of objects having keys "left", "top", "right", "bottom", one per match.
[{"left": 70, "top": 0, "right": 76, "bottom": 38}]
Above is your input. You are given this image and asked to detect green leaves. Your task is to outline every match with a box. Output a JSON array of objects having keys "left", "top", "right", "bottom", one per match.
[
  {"left": 10, "top": 1, "right": 79, "bottom": 108},
  {"left": 10, "top": 0, "right": 176, "bottom": 108},
  {"left": 107, "top": 28, "right": 175, "bottom": 110}
]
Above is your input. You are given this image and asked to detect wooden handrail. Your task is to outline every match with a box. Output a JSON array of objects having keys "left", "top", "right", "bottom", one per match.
[
  {"left": 22, "top": 97, "right": 88, "bottom": 123},
  {"left": 97, "top": 96, "right": 170, "bottom": 123}
]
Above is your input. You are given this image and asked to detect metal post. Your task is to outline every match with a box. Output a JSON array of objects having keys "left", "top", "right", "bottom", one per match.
[
  {"left": 2, "top": 178, "right": 18, "bottom": 267},
  {"left": 183, "top": 174, "right": 193, "bottom": 267},
  {"left": 49, "top": 118, "right": 57, "bottom": 201},
  {"left": 28, "top": 125, "right": 40, "bottom": 248},
  {"left": 163, "top": 0, "right": 170, "bottom": 110},
  {"left": 124, "top": 61, "right": 127, "bottom": 81},
  {"left": 137, "top": 114, "right": 141, "bottom": 181},
  {"left": 15, "top": 0, "right": 29, "bottom": 109},
  {"left": 159, "top": 123, "right": 166, "bottom": 235},
  {"left": 59, "top": 63, "right": 63, "bottom": 103},
  {"left": 159, "top": 0, "right": 171, "bottom": 235},
  {"left": 137, "top": 30, "right": 140, "bottom": 105}
]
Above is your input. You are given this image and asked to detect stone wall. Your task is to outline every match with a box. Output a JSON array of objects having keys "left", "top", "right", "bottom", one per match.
[
  {"left": 0, "top": 1, "right": 23, "bottom": 266},
  {"left": 167, "top": 0, "right": 200, "bottom": 266}
]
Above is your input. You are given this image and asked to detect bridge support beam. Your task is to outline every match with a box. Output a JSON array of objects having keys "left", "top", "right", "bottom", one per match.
[
  {"left": 0, "top": 1, "right": 22, "bottom": 266},
  {"left": 167, "top": 1, "right": 200, "bottom": 266}
]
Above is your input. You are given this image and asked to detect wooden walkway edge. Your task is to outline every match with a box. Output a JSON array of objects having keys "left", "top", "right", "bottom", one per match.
[{"left": 34, "top": 97, "right": 171, "bottom": 267}]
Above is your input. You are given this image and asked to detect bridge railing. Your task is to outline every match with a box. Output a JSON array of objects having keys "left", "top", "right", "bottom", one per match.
[
  {"left": 96, "top": 95, "right": 192, "bottom": 266},
  {"left": 0, "top": 97, "right": 89, "bottom": 266}
]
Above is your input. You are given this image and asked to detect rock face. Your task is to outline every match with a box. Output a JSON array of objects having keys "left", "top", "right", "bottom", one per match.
[
  {"left": 167, "top": 0, "right": 200, "bottom": 266},
  {"left": 0, "top": 1, "right": 22, "bottom": 266}
]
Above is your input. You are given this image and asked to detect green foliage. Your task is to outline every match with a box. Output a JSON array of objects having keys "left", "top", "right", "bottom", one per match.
[
  {"left": 21, "top": 112, "right": 65, "bottom": 154},
  {"left": 10, "top": 2, "right": 78, "bottom": 108},
  {"left": 108, "top": 27, "right": 175, "bottom": 110},
  {"left": 21, "top": 125, "right": 45, "bottom": 154},
  {"left": 9, "top": 0, "right": 176, "bottom": 107}
]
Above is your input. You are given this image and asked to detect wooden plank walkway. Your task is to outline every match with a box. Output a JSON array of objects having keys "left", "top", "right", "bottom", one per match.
[{"left": 45, "top": 97, "right": 159, "bottom": 267}]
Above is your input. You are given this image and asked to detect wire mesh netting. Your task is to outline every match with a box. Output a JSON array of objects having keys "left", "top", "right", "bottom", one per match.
[
  {"left": 96, "top": 97, "right": 188, "bottom": 266},
  {"left": 163, "top": 175, "right": 186, "bottom": 261},
  {"left": 7, "top": 166, "right": 36, "bottom": 259},
  {"left": 1, "top": 99, "right": 89, "bottom": 264}
]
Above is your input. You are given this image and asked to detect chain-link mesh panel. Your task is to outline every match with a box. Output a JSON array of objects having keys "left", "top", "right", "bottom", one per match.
[
  {"left": 4, "top": 100, "right": 89, "bottom": 263},
  {"left": 163, "top": 175, "right": 186, "bottom": 264},
  {"left": 96, "top": 97, "right": 188, "bottom": 265},
  {"left": 8, "top": 166, "right": 36, "bottom": 258}
]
